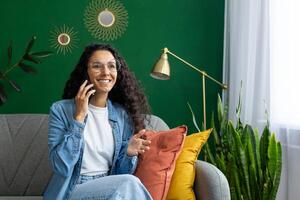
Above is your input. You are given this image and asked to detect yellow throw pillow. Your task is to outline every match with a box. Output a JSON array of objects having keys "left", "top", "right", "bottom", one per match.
[{"left": 166, "top": 129, "right": 212, "bottom": 200}]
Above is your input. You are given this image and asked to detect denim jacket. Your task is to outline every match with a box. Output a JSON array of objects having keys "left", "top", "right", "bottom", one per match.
[{"left": 43, "top": 99, "right": 138, "bottom": 200}]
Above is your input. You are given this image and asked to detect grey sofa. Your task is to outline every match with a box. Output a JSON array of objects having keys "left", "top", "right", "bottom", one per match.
[{"left": 0, "top": 114, "right": 230, "bottom": 200}]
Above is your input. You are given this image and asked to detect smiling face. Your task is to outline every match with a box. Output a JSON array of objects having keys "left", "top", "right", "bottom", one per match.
[{"left": 87, "top": 50, "right": 118, "bottom": 96}]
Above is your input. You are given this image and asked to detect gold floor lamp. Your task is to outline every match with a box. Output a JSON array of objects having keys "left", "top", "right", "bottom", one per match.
[{"left": 150, "top": 47, "right": 227, "bottom": 130}]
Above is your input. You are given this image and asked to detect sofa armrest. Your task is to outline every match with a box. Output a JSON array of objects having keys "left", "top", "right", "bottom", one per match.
[{"left": 194, "top": 160, "right": 230, "bottom": 200}]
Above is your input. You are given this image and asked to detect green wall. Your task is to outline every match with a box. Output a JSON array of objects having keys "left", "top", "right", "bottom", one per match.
[{"left": 0, "top": 0, "right": 224, "bottom": 133}]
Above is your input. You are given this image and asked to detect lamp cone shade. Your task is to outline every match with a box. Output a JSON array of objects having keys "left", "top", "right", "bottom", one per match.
[{"left": 150, "top": 52, "right": 170, "bottom": 80}]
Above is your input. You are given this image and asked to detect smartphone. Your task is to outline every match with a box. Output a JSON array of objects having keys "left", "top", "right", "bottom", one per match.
[{"left": 83, "top": 72, "right": 95, "bottom": 101}]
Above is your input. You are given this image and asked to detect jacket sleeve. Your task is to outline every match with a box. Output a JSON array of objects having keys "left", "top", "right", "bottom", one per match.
[
  {"left": 48, "top": 103, "right": 84, "bottom": 177},
  {"left": 115, "top": 111, "right": 138, "bottom": 174}
]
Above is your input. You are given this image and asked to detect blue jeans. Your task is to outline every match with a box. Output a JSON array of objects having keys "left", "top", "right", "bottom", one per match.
[{"left": 68, "top": 174, "right": 153, "bottom": 200}]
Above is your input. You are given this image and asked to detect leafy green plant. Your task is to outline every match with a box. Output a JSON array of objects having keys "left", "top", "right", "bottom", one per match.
[
  {"left": 0, "top": 36, "right": 52, "bottom": 105},
  {"left": 189, "top": 95, "right": 282, "bottom": 200}
]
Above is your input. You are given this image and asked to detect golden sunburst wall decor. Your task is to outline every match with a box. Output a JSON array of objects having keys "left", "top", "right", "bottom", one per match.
[
  {"left": 84, "top": 0, "right": 128, "bottom": 41},
  {"left": 50, "top": 25, "right": 79, "bottom": 55}
]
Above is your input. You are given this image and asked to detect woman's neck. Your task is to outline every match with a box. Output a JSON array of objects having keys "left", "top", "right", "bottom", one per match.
[{"left": 89, "top": 93, "right": 108, "bottom": 107}]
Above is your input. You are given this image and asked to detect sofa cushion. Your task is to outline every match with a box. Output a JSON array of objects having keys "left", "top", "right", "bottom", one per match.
[
  {"left": 166, "top": 129, "right": 212, "bottom": 200},
  {"left": 134, "top": 126, "right": 187, "bottom": 200},
  {"left": 0, "top": 114, "right": 52, "bottom": 196}
]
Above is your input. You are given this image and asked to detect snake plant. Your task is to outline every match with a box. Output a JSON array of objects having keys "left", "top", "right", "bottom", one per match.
[{"left": 189, "top": 95, "right": 282, "bottom": 200}]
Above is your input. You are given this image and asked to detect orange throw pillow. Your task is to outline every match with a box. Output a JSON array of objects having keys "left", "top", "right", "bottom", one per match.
[{"left": 134, "top": 126, "right": 187, "bottom": 200}]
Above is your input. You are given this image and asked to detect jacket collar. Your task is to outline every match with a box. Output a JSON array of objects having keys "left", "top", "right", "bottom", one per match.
[{"left": 107, "top": 99, "right": 117, "bottom": 122}]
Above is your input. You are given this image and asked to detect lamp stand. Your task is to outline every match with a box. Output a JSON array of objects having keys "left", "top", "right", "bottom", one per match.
[
  {"left": 202, "top": 74, "right": 206, "bottom": 130},
  {"left": 151, "top": 47, "right": 227, "bottom": 130}
]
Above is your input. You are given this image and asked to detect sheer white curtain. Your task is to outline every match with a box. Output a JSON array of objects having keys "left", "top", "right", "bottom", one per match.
[
  {"left": 223, "top": 0, "right": 270, "bottom": 132},
  {"left": 223, "top": 0, "right": 300, "bottom": 199},
  {"left": 270, "top": 1, "right": 300, "bottom": 199}
]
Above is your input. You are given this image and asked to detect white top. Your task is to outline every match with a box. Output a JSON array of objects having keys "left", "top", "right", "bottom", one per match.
[{"left": 80, "top": 103, "right": 115, "bottom": 175}]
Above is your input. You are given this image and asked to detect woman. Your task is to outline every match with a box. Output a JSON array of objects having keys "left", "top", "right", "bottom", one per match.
[{"left": 44, "top": 44, "right": 153, "bottom": 200}]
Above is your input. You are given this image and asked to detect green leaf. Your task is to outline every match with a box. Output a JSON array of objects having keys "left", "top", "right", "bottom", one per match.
[
  {"left": 30, "top": 51, "right": 53, "bottom": 58},
  {"left": 240, "top": 146, "right": 251, "bottom": 200},
  {"left": 187, "top": 102, "right": 200, "bottom": 132},
  {"left": 23, "top": 54, "right": 41, "bottom": 64},
  {"left": 7, "top": 41, "right": 12, "bottom": 66},
  {"left": 25, "top": 36, "right": 36, "bottom": 53},
  {"left": 229, "top": 154, "right": 242, "bottom": 199},
  {"left": 216, "top": 153, "right": 226, "bottom": 173},
  {"left": 246, "top": 131, "right": 259, "bottom": 199},
  {"left": 270, "top": 141, "right": 282, "bottom": 200},
  {"left": 254, "top": 128, "right": 262, "bottom": 189},
  {"left": 262, "top": 174, "right": 271, "bottom": 200},
  {"left": 230, "top": 121, "right": 251, "bottom": 199},
  {"left": 236, "top": 81, "right": 243, "bottom": 120},
  {"left": 229, "top": 121, "right": 242, "bottom": 150},
  {"left": 241, "top": 125, "right": 248, "bottom": 147},
  {"left": 217, "top": 94, "right": 224, "bottom": 123},
  {"left": 211, "top": 112, "right": 221, "bottom": 147},
  {"left": 245, "top": 125, "right": 261, "bottom": 193},
  {"left": 0, "top": 83, "right": 7, "bottom": 105},
  {"left": 249, "top": 163, "right": 258, "bottom": 199},
  {"left": 268, "top": 134, "right": 277, "bottom": 177},
  {"left": 222, "top": 124, "right": 231, "bottom": 155},
  {"left": 18, "top": 63, "right": 37, "bottom": 74},
  {"left": 8, "top": 79, "right": 21, "bottom": 92},
  {"left": 260, "top": 126, "right": 270, "bottom": 183},
  {"left": 204, "top": 143, "right": 216, "bottom": 166},
  {"left": 246, "top": 125, "right": 258, "bottom": 162},
  {"left": 226, "top": 154, "right": 235, "bottom": 197}
]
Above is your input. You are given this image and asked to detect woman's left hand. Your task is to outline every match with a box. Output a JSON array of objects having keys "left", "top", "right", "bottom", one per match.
[{"left": 127, "top": 129, "right": 151, "bottom": 156}]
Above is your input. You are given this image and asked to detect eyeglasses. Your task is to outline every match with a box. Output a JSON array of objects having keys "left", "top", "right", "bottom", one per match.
[{"left": 88, "top": 61, "right": 120, "bottom": 73}]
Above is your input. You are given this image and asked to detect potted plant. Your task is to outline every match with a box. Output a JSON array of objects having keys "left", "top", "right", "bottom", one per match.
[{"left": 190, "top": 94, "right": 282, "bottom": 200}]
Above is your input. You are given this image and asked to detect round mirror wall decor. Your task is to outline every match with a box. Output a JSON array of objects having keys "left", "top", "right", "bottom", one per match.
[
  {"left": 50, "top": 25, "right": 79, "bottom": 55},
  {"left": 84, "top": 0, "right": 128, "bottom": 41}
]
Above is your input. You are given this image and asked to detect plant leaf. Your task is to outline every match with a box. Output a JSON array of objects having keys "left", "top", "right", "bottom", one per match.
[
  {"left": 204, "top": 143, "right": 217, "bottom": 166},
  {"left": 260, "top": 126, "right": 270, "bottom": 181},
  {"left": 25, "top": 36, "right": 36, "bottom": 53},
  {"left": 187, "top": 102, "right": 201, "bottom": 132},
  {"left": 246, "top": 130, "right": 259, "bottom": 199},
  {"left": 217, "top": 94, "right": 224, "bottom": 123},
  {"left": 270, "top": 141, "right": 282, "bottom": 199},
  {"left": 23, "top": 54, "right": 41, "bottom": 64},
  {"left": 236, "top": 81, "right": 243, "bottom": 121},
  {"left": 0, "top": 83, "right": 7, "bottom": 105},
  {"left": 254, "top": 128, "right": 262, "bottom": 189},
  {"left": 211, "top": 112, "right": 221, "bottom": 148},
  {"left": 228, "top": 153, "right": 241, "bottom": 200},
  {"left": 18, "top": 63, "right": 37, "bottom": 74},
  {"left": 30, "top": 51, "right": 53, "bottom": 58},
  {"left": 216, "top": 153, "right": 226, "bottom": 173},
  {"left": 267, "top": 134, "right": 277, "bottom": 183},
  {"left": 262, "top": 173, "right": 271, "bottom": 200},
  {"left": 7, "top": 40, "right": 12, "bottom": 66},
  {"left": 8, "top": 79, "right": 21, "bottom": 92}
]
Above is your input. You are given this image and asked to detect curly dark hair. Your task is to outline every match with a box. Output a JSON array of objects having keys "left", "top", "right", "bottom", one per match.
[{"left": 62, "top": 43, "right": 150, "bottom": 133}]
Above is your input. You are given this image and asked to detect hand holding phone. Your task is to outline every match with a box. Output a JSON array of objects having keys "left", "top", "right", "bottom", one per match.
[{"left": 74, "top": 80, "right": 96, "bottom": 123}]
